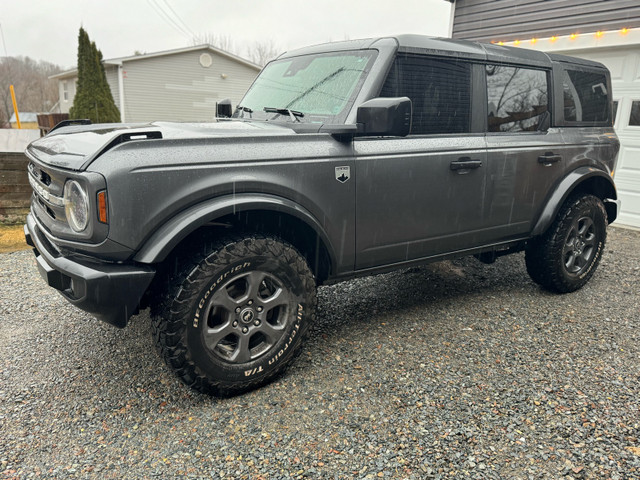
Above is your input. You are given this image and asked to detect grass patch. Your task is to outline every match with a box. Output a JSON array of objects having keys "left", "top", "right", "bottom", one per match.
[{"left": 0, "top": 224, "right": 30, "bottom": 254}]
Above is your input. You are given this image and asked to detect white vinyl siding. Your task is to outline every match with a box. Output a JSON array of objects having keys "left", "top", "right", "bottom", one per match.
[
  {"left": 104, "top": 65, "right": 120, "bottom": 112},
  {"left": 120, "top": 50, "right": 259, "bottom": 122},
  {"left": 58, "top": 78, "right": 76, "bottom": 114}
]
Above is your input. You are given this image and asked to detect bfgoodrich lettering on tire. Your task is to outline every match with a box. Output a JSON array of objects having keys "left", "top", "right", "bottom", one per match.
[
  {"left": 525, "top": 194, "right": 607, "bottom": 293},
  {"left": 151, "top": 236, "right": 317, "bottom": 396}
]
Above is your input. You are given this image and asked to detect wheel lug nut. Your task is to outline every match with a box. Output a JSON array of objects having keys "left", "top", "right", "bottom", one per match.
[
  {"left": 254, "top": 320, "right": 260, "bottom": 326},
  {"left": 257, "top": 306, "right": 263, "bottom": 312},
  {"left": 235, "top": 307, "right": 241, "bottom": 313},
  {"left": 242, "top": 327, "right": 248, "bottom": 334},
  {"left": 247, "top": 300, "right": 254, "bottom": 306},
  {"left": 233, "top": 321, "right": 238, "bottom": 327}
]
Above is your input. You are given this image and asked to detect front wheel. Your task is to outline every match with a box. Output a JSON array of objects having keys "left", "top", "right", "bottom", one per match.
[
  {"left": 525, "top": 194, "right": 607, "bottom": 293},
  {"left": 152, "top": 236, "right": 317, "bottom": 396}
]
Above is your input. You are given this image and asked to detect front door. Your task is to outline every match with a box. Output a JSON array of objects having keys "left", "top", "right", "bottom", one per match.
[
  {"left": 353, "top": 52, "right": 489, "bottom": 270},
  {"left": 354, "top": 136, "right": 488, "bottom": 269}
]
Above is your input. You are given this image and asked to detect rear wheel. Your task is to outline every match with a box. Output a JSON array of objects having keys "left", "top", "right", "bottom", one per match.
[
  {"left": 525, "top": 194, "right": 607, "bottom": 293},
  {"left": 152, "top": 236, "right": 317, "bottom": 396}
]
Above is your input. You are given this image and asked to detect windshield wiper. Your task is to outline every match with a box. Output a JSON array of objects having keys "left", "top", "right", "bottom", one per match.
[
  {"left": 236, "top": 105, "right": 253, "bottom": 118},
  {"left": 263, "top": 107, "right": 304, "bottom": 122}
]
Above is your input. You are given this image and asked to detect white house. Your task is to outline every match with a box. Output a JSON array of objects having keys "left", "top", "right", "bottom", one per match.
[{"left": 51, "top": 44, "right": 262, "bottom": 123}]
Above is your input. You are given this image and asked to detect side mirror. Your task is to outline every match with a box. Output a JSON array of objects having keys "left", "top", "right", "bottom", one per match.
[
  {"left": 216, "top": 99, "right": 233, "bottom": 118},
  {"left": 356, "top": 97, "right": 412, "bottom": 137}
]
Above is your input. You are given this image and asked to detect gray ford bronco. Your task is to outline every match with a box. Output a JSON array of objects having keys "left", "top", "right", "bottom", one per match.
[{"left": 25, "top": 35, "right": 620, "bottom": 396}]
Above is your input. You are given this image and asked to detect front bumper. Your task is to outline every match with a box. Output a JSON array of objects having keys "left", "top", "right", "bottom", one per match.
[{"left": 25, "top": 214, "right": 155, "bottom": 328}]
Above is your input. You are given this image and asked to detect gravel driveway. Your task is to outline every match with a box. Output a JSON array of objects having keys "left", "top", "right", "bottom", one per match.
[{"left": 1, "top": 227, "right": 639, "bottom": 479}]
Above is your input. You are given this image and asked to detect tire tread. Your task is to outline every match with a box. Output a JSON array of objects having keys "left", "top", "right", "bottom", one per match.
[
  {"left": 150, "top": 235, "right": 317, "bottom": 396},
  {"left": 525, "top": 194, "right": 607, "bottom": 293}
]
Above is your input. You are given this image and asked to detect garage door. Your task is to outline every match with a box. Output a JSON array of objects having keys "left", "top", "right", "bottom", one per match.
[{"left": 574, "top": 47, "right": 640, "bottom": 228}]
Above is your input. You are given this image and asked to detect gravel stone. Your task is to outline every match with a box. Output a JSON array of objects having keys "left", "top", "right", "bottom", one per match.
[{"left": 1, "top": 226, "right": 639, "bottom": 479}]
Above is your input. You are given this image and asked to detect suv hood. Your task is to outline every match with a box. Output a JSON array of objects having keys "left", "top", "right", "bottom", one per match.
[{"left": 26, "top": 120, "right": 296, "bottom": 171}]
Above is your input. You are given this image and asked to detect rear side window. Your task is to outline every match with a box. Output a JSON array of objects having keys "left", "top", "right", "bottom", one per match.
[
  {"left": 486, "top": 65, "right": 549, "bottom": 132},
  {"left": 380, "top": 54, "right": 471, "bottom": 135},
  {"left": 562, "top": 69, "right": 610, "bottom": 124}
]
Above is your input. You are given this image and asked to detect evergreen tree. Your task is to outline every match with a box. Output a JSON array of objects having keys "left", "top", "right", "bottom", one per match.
[{"left": 69, "top": 28, "right": 120, "bottom": 123}]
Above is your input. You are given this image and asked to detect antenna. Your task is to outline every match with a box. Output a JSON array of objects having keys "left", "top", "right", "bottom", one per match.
[{"left": 0, "top": 22, "right": 8, "bottom": 56}]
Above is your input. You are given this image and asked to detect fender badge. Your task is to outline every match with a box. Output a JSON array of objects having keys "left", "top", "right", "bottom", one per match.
[{"left": 335, "top": 166, "right": 350, "bottom": 183}]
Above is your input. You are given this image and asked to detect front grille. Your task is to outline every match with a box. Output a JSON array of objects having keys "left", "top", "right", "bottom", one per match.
[{"left": 28, "top": 162, "right": 64, "bottom": 208}]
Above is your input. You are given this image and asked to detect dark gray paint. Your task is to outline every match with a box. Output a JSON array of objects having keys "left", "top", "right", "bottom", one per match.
[
  {"left": 25, "top": 35, "right": 620, "bottom": 326},
  {"left": 452, "top": 0, "right": 640, "bottom": 43}
]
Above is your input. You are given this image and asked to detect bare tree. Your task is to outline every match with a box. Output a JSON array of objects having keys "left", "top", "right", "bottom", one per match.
[
  {"left": 191, "top": 33, "right": 237, "bottom": 55},
  {"left": 0, "top": 56, "right": 61, "bottom": 127},
  {"left": 246, "top": 39, "right": 280, "bottom": 66},
  {"left": 190, "top": 34, "right": 279, "bottom": 66}
]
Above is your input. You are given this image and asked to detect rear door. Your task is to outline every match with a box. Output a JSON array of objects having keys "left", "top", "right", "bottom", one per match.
[{"left": 483, "top": 64, "right": 566, "bottom": 238}]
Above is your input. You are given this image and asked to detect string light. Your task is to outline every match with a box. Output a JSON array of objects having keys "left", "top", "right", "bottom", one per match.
[{"left": 493, "top": 27, "right": 635, "bottom": 47}]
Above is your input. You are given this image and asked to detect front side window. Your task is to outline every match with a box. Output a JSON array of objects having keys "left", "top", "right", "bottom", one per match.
[
  {"left": 380, "top": 54, "right": 471, "bottom": 135},
  {"left": 237, "top": 50, "right": 377, "bottom": 124},
  {"left": 486, "top": 65, "right": 548, "bottom": 132},
  {"left": 562, "top": 69, "right": 609, "bottom": 124}
]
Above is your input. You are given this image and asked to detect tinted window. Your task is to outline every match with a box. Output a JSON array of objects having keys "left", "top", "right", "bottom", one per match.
[
  {"left": 630, "top": 101, "right": 640, "bottom": 126},
  {"left": 486, "top": 65, "right": 548, "bottom": 132},
  {"left": 613, "top": 100, "right": 618, "bottom": 126},
  {"left": 380, "top": 54, "right": 471, "bottom": 135},
  {"left": 562, "top": 70, "right": 609, "bottom": 123}
]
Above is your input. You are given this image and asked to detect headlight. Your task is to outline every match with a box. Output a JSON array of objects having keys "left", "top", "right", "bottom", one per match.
[{"left": 64, "top": 180, "right": 89, "bottom": 232}]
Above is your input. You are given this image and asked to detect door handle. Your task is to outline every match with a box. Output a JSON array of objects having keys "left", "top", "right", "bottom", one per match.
[
  {"left": 450, "top": 157, "right": 483, "bottom": 171},
  {"left": 538, "top": 152, "right": 562, "bottom": 164}
]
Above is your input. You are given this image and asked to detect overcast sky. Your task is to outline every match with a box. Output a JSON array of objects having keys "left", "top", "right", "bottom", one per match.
[{"left": 1, "top": 0, "right": 453, "bottom": 69}]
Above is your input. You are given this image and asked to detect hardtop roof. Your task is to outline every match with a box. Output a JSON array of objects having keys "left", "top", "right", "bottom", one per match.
[{"left": 277, "top": 34, "right": 608, "bottom": 71}]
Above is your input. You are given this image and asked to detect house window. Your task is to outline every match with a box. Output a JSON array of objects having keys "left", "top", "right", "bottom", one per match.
[
  {"left": 562, "top": 69, "right": 609, "bottom": 124},
  {"left": 629, "top": 101, "right": 640, "bottom": 127},
  {"left": 63, "top": 81, "right": 69, "bottom": 102},
  {"left": 486, "top": 65, "right": 548, "bottom": 132},
  {"left": 380, "top": 54, "right": 471, "bottom": 135}
]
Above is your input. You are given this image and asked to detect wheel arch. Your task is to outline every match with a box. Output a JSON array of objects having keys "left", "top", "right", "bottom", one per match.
[
  {"left": 531, "top": 167, "right": 618, "bottom": 237},
  {"left": 133, "top": 194, "right": 336, "bottom": 283}
]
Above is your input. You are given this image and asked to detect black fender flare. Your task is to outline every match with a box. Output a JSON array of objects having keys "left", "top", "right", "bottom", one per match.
[
  {"left": 531, "top": 166, "right": 618, "bottom": 237},
  {"left": 133, "top": 193, "right": 337, "bottom": 267}
]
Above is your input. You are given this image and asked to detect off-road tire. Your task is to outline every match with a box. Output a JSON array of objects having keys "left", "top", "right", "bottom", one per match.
[
  {"left": 151, "top": 236, "right": 317, "bottom": 396},
  {"left": 525, "top": 194, "right": 607, "bottom": 293}
]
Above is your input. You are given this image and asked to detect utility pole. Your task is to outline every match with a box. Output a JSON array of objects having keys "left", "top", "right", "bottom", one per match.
[{"left": 10, "top": 85, "right": 21, "bottom": 129}]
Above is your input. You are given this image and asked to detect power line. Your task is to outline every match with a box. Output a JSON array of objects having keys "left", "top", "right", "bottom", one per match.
[
  {"left": 0, "top": 22, "right": 8, "bottom": 56},
  {"left": 146, "top": 0, "right": 192, "bottom": 39},
  {"left": 158, "top": 0, "right": 196, "bottom": 38}
]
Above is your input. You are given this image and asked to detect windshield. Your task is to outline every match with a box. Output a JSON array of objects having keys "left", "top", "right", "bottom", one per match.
[{"left": 235, "top": 50, "right": 378, "bottom": 123}]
